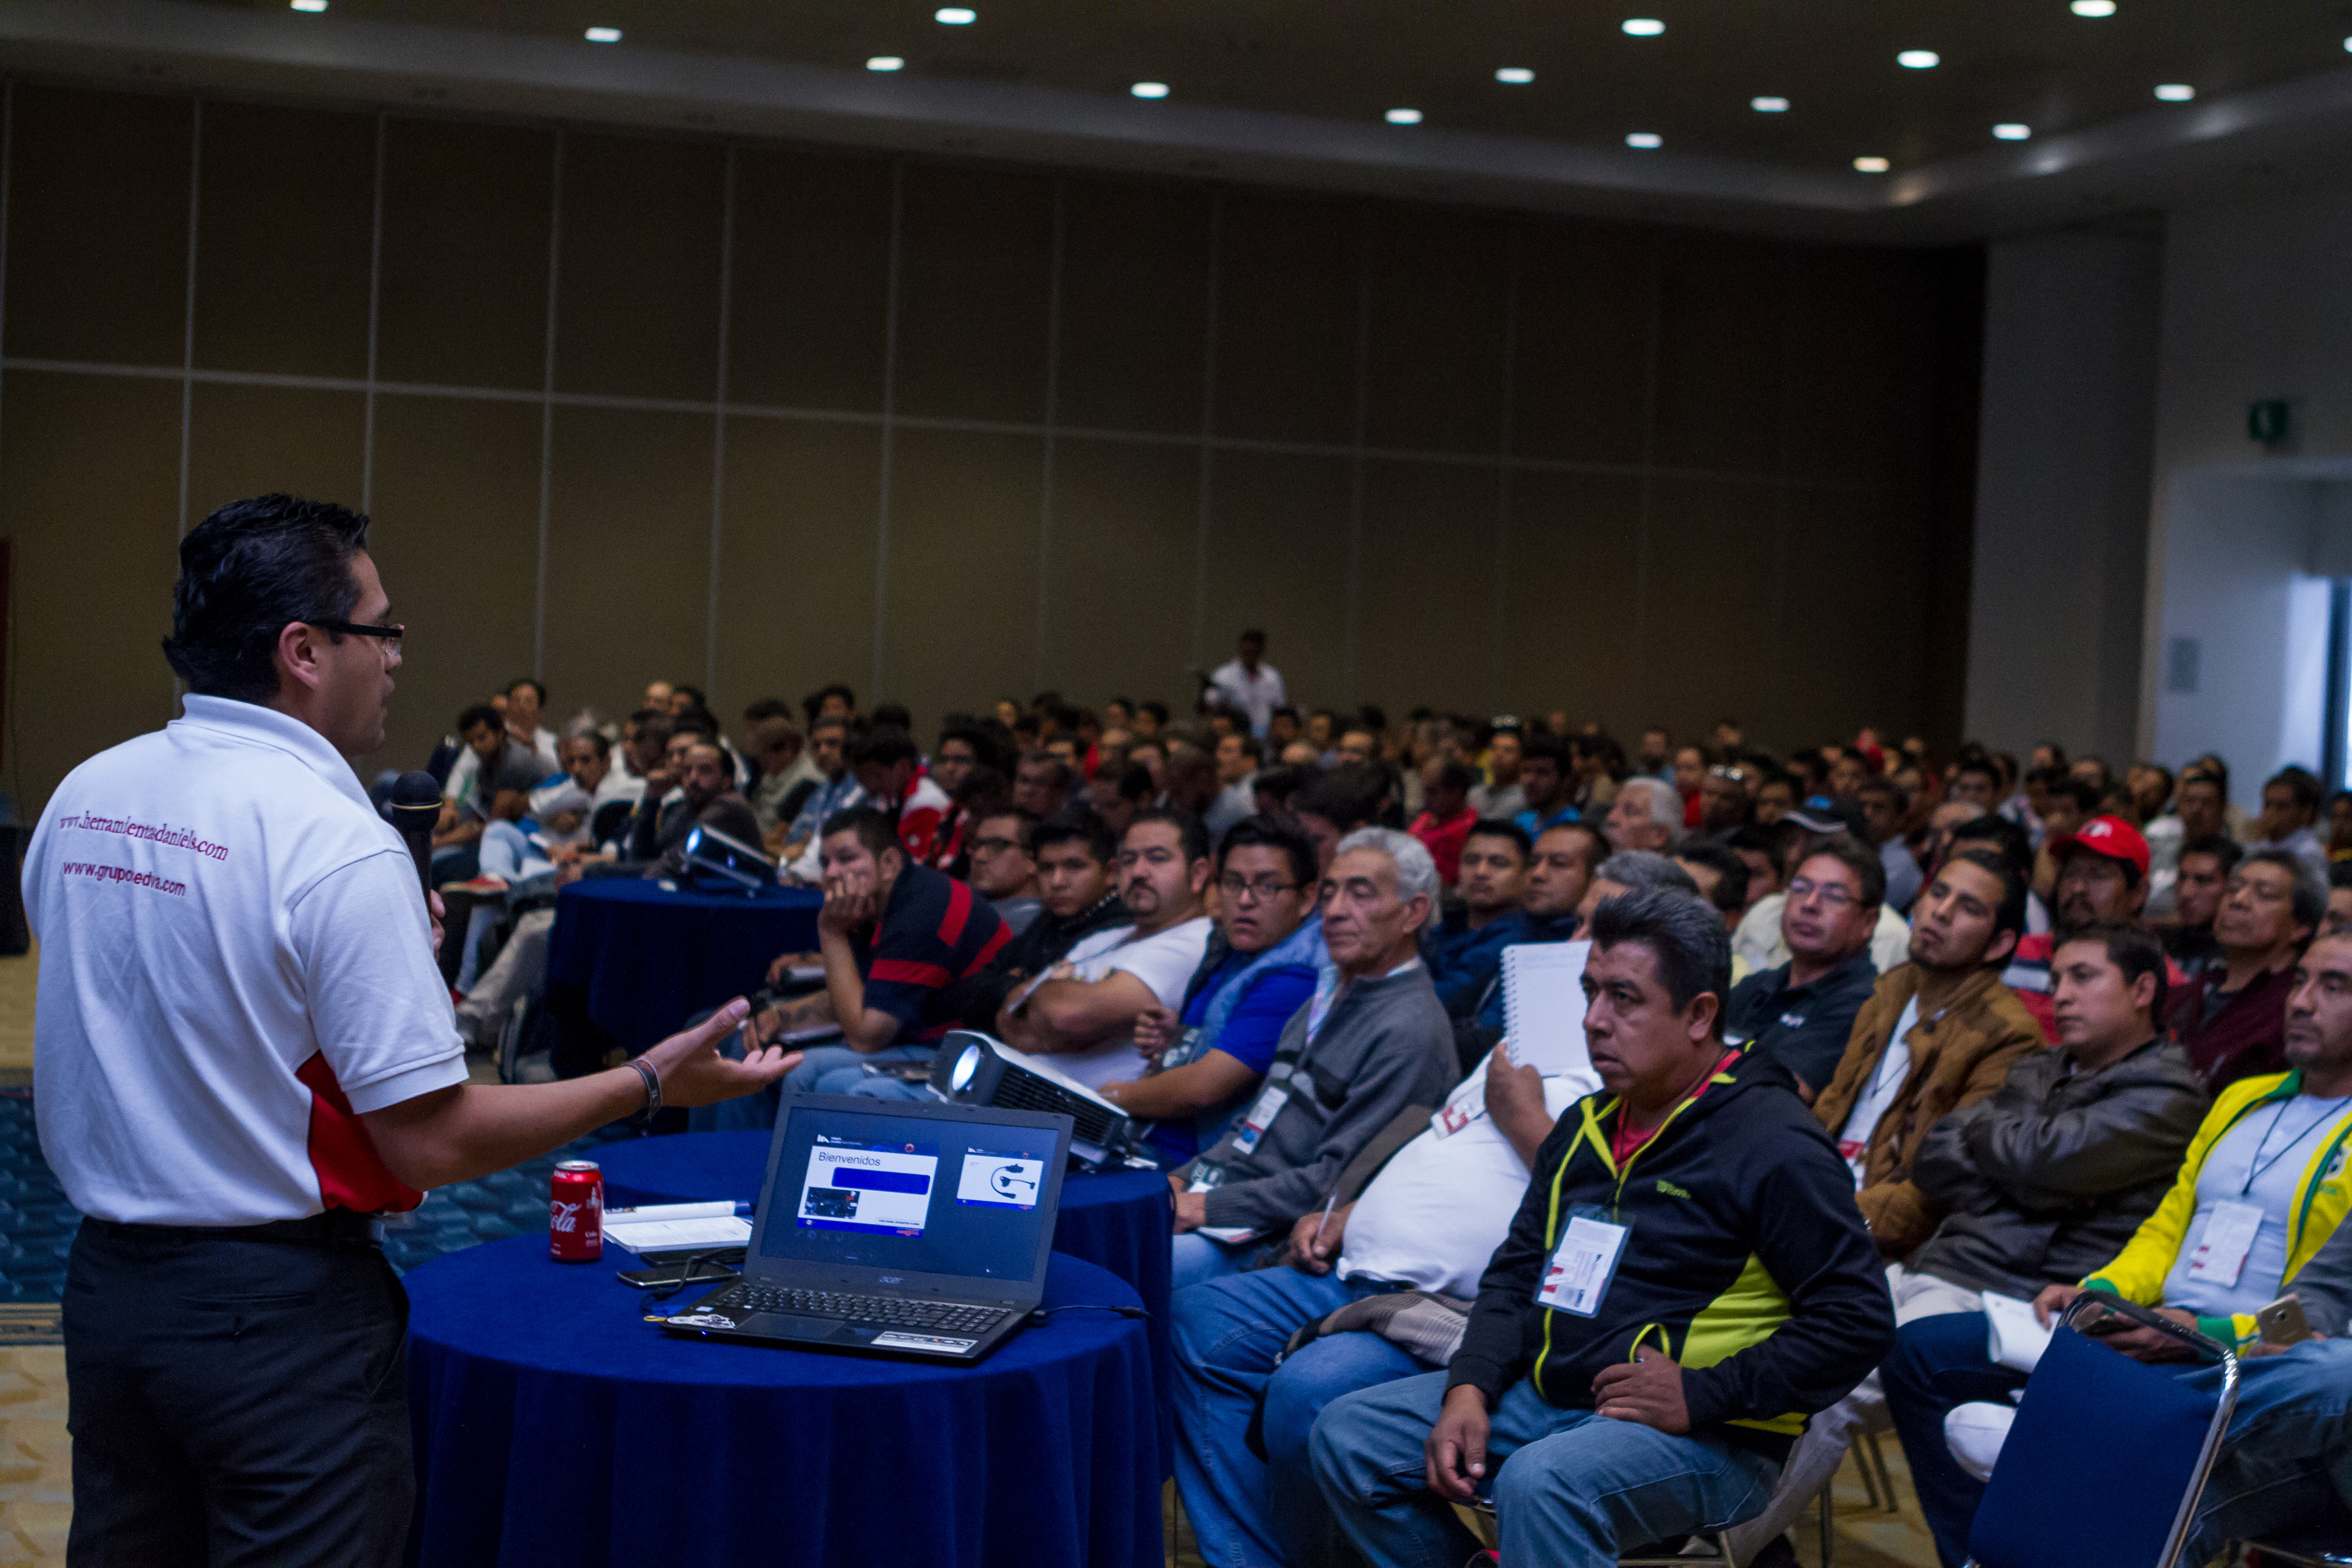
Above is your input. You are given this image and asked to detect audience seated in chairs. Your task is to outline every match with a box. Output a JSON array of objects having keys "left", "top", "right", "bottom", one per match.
[
  {"left": 1103, "top": 815, "right": 1324, "bottom": 1170},
  {"left": 1724, "top": 836, "right": 1885, "bottom": 1101},
  {"left": 587, "top": 739, "right": 760, "bottom": 882},
  {"left": 777, "top": 716, "right": 863, "bottom": 872},
  {"left": 936, "top": 807, "right": 1129, "bottom": 1034},
  {"left": 1422, "top": 821, "right": 1533, "bottom": 1017},
  {"left": 961, "top": 806, "right": 1042, "bottom": 934},
  {"left": 1732, "top": 801, "right": 1915, "bottom": 979},
  {"left": 430, "top": 704, "right": 544, "bottom": 879},
  {"left": 1445, "top": 823, "right": 1610, "bottom": 1075},
  {"left": 1166, "top": 827, "right": 1457, "bottom": 1295},
  {"left": 743, "top": 714, "right": 819, "bottom": 840},
  {"left": 849, "top": 724, "right": 951, "bottom": 866},
  {"left": 2168, "top": 846, "right": 2323, "bottom": 1090},
  {"left": 2162, "top": 831, "right": 2241, "bottom": 980},
  {"left": 992, "top": 809, "right": 1216, "bottom": 1095},
  {"left": 1306, "top": 887, "right": 1894, "bottom": 1568}
]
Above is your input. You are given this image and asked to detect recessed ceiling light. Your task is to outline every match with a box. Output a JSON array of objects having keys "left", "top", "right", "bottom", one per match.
[
  {"left": 2070, "top": 0, "right": 2117, "bottom": 14},
  {"left": 1854, "top": 156, "right": 1891, "bottom": 173},
  {"left": 1992, "top": 123, "right": 2032, "bottom": 140},
  {"left": 935, "top": 7, "right": 976, "bottom": 22},
  {"left": 2153, "top": 83, "right": 2194, "bottom": 101},
  {"left": 1385, "top": 107, "right": 1423, "bottom": 125},
  {"left": 583, "top": 25, "right": 621, "bottom": 42},
  {"left": 1495, "top": 67, "right": 1536, "bottom": 85},
  {"left": 1625, "top": 131, "right": 1663, "bottom": 149},
  {"left": 1751, "top": 96, "right": 1789, "bottom": 113},
  {"left": 1131, "top": 81, "right": 1169, "bottom": 99},
  {"left": 1897, "top": 49, "right": 1940, "bottom": 69},
  {"left": 1622, "top": 17, "right": 1665, "bottom": 36},
  {"left": 289, "top": 0, "right": 326, "bottom": 10},
  {"left": 867, "top": 55, "right": 905, "bottom": 72}
]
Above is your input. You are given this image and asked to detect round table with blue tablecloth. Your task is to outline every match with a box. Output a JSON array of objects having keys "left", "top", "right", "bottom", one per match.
[
  {"left": 404, "top": 1236, "right": 1159, "bottom": 1568},
  {"left": 542, "top": 878, "right": 822, "bottom": 1056},
  {"left": 598, "top": 1130, "right": 1175, "bottom": 1467}
]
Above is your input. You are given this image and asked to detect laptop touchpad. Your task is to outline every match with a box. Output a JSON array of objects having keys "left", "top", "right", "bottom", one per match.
[{"left": 742, "top": 1313, "right": 850, "bottom": 1342}]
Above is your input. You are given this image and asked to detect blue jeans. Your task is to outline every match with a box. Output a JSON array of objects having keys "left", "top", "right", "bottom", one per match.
[
  {"left": 783, "top": 1043, "right": 936, "bottom": 1098},
  {"left": 2181, "top": 1337, "right": 2352, "bottom": 1560},
  {"left": 1172, "top": 1233, "right": 1262, "bottom": 1295},
  {"left": 1878, "top": 1310, "right": 2023, "bottom": 1568},
  {"left": 1310, "top": 1372, "right": 1780, "bottom": 1568},
  {"left": 1172, "top": 1266, "right": 1422, "bottom": 1567}
]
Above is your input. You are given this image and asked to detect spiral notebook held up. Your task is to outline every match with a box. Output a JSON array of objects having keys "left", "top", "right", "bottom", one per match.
[{"left": 1500, "top": 941, "right": 1595, "bottom": 1079}]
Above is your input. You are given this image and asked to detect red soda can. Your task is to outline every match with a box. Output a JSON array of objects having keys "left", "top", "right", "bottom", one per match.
[{"left": 549, "top": 1161, "right": 604, "bottom": 1262}]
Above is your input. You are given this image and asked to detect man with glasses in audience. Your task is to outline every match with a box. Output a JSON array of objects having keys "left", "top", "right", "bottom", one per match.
[
  {"left": 995, "top": 809, "right": 1216, "bottom": 1091},
  {"left": 962, "top": 807, "right": 1042, "bottom": 934},
  {"left": 1725, "top": 836, "right": 1885, "bottom": 1102},
  {"left": 2169, "top": 847, "right": 2322, "bottom": 1091},
  {"left": 1167, "top": 828, "right": 1456, "bottom": 1293},
  {"left": 1105, "top": 817, "right": 1324, "bottom": 1169},
  {"left": 1732, "top": 801, "right": 1913, "bottom": 978}
]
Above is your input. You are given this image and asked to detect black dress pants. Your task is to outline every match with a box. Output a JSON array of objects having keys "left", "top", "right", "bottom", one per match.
[{"left": 63, "top": 1217, "right": 412, "bottom": 1568}]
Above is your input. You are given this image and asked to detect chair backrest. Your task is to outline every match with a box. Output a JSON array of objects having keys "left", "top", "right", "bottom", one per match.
[
  {"left": 1967, "top": 1325, "right": 2221, "bottom": 1568},
  {"left": 591, "top": 798, "right": 634, "bottom": 848}
]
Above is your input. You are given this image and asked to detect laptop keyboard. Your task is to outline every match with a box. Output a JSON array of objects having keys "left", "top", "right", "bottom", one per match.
[{"left": 702, "top": 1283, "right": 1009, "bottom": 1336}]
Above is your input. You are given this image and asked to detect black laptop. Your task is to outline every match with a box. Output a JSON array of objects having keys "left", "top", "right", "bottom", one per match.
[{"left": 658, "top": 1092, "right": 1073, "bottom": 1363}]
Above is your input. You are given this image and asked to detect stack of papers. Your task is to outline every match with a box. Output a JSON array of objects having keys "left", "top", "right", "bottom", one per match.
[
  {"left": 1981, "top": 1292, "right": 2055, "bottom": 1373},
  {"left": 601, "top": 1201, "right": 753, "bottom": 1255}
]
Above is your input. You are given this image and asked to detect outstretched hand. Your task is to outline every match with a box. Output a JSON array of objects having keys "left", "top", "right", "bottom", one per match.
[{"left": 641, "top": 999, "right": 800, "bottom": 1108}]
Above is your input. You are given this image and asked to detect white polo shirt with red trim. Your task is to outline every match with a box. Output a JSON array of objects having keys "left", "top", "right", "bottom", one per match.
[{"left": 24, "top": 696, "right": 469, "bottom": 1225}]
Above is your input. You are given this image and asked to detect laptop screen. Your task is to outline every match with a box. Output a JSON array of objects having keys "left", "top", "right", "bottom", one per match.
[{"left": 756, "top": 1101, "right": 1060, "bottom": 1286}]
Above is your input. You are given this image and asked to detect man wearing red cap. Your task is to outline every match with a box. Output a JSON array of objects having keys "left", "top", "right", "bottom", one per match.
[{"left": 2001, "top": 814, "right": 2186, "bottom": 1041}]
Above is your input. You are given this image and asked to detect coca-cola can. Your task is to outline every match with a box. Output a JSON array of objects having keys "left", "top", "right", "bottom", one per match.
[{"left": 549, "top": 1160, "right": 603, "bottom": 1262}]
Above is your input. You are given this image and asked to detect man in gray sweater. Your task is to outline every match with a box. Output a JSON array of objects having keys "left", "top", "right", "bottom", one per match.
[{"left": 1170, "top": 828, "right": 1460, "bottom": 1293}]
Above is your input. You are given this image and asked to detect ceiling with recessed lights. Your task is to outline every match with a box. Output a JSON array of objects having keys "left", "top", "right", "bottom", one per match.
[{"left": 8, "top": 0, "right": 2352, "bottom": 240}]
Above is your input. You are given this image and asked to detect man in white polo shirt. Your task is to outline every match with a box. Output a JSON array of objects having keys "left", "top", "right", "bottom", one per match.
[{"left": 27, "top": 494, "right": 796, "bottom": 1565}]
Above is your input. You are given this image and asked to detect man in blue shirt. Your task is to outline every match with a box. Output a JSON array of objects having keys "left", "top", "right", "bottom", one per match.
[
  {"left": 1105, "top": 817, "right": 1323, "bottom": 1166},
  {"left": 1510, "top": 734, "right": 1580, "bottom": 841},
  {"left": 1424, "top": 822, "right": 1533, "bottom": 1014}
]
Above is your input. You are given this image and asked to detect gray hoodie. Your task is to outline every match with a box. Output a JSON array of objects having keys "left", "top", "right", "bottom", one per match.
[{"left": 1185, "top": 962, "right": 1458, "bottom": 1235}]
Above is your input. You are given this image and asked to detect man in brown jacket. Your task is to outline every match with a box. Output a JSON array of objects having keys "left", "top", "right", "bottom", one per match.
[{"left": 1727, "top": 845, "right": 2044, "bottom": 1565}]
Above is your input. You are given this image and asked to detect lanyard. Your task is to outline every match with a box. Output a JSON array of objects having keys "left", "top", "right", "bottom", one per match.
[{"left": 2240, "top": 1095, "right": 2352, "bottom": 1198}]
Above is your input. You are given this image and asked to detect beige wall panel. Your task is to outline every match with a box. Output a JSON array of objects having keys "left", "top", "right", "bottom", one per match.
[
  {"left": 1500, "top": 471, "right": 1644, "bottom": 734},
  {"left": 1357, "top": 460, "right": 1501, "bottom": 716},
  {"left": 1054, "top": 180, "right": 1213, "bottom": 436},
  {"left": 892, "top": 165, "right": 1056, "bottom": 424},
  {"left": 1781, "top": 485, "right": 1927, "bottom": 743},
  {"left": 362, "top": 394, "right": 546, "bottom": 770},
  {"left": 1040, "top": 438, "right": 1198, "bottom": 707},
  {"left": 1512, "top": 220, "right": 1653, "bottom": 466},
  {"left": 1211, "top": 192, "right": 1362, "bottom": 447},
  {"left": 7, "top": 87, "right": 192, "bottom": 367},
  {"left": 1652, "top": 234, "right": 1787, "bottom": 476},
  {"left": 1363, "top": 208, "right": 1511, "bottom": 455},
  {"left": 0, "top": 373, "right": 183, "bottom": 814},
  {"left": 554, "top": 134, "right": 725, "bottom": 402},
  {"left": 880, "top": 429, "right": 1041, "bottom": 731},
  {"left": 185, "top": 383, "right": 366, "bottom": 526},
  {"left": 192, "top": 102, "right": 374, "bottom": 380},
  {"left": 728, "top": 148, "right": 894, "bottom": 414},
  {"left": 715, "top": 418, "right": 882, "bottom": 720},
  {"left": 1643, "top": 477, "right": 1781, "bottom": 743},
  {"left": 377, "top": 118, "right": 555, "bottom": 391},
  {"left": 543, "top": 407, "right": 715, "bottom": 722},
  {"left": 1199, "top": 450, "right": 1351, "bottom": 715}
]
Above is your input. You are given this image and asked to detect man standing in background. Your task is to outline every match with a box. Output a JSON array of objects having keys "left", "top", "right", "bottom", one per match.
[{"left": 1209, "top": 629, "right": 1287, "bottom": 740}]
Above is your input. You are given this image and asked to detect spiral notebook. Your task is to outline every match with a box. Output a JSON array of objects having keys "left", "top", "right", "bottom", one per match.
[{"left": 1500, "top": 940, "right": 1595, "bottom": 1078}]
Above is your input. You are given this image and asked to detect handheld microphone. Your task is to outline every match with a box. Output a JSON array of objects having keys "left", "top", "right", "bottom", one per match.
[{"left": 389, "top": 771, "right": 443, "bottom": 897}]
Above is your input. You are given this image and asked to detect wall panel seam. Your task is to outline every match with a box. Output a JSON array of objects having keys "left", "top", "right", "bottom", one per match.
[
  {"left": 177, "top": 98, "right": 201, "bottom": 546},
  {"left": 873, "top": 158, "right": 903, "bottom": 700},
  {"left": 1494, "top": 219, "right": 1520, "bottom": 705},
  {"left": 1035, "top": 176, "right": 1064, "bottom": 692},
  {"left": 1192, "top": 190, "right": 1220, "bottom": 674},
  {"left": 361, "top": 111, "right": 384, "bottom": 514},
  {"left": 707, "top": 142, "right": 736, "bottom": 697},
  {"left": 1344, "top": 205, "right": 1371, "bottom": 708},
  {"left": 535, "top": 127, "right": 564, "bottom": 678}
]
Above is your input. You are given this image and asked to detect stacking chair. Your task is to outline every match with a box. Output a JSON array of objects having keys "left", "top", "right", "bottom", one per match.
[
  {"left": 2244, "top": 1537, "right": 2352, "bottom": 1567},
  {"left": 1961, "top": 1294, "right": 2238, "bottom": 1568},
  {"left": 1457, "top": 1477, "right": 1835, "bottom": 1568}
]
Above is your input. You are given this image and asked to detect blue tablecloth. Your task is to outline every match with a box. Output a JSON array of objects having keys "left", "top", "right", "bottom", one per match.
[
  {"left": 405, "top": 1237, "right": 1160, "bottom": 1568},
  {"left": 598, "top": 1131, "right": 1175, "bottom": 1470},
  {"left": 543, "top": 879, "right": 822, "bottom": 1054}
]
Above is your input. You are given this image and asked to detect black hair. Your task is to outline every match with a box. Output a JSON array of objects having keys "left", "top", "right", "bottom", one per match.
[
  {"left": 1541, "top": 820, "right": 1610, "bottom": 875},
  {"left": 1034, "top": 805, "right": 1117, "bottom": 866},
  {"left": 2180, "top": 833, "right": 2243, "bottom": 876},
  {"left": 1954, "top": 756, "right": 2001, "bottom": 787},
  {"left": 1521, "top": 733, "right": 1571, "bottom": 770},
  {"left": 1430, "top": 760, "right": 1479, "bottom": 796},
  {"left": 974, "top": 804, "right": 1040, "bottom": 857},
  {"left": 1795, "top": 832, "right": 1887, "bottom": 909},
  {"left": 670, "top": 708, "right": 719, "bottom": 740},
  {"left": 1018, "top": 749, "right": 1076, "bottom": 792},
  {"left": 1292, "top": 762, "right": 1390, "bottom": 833},
  {"left": 2269, "top": 766, "right": 2323, "bottom": 817},
  {"left": 2241, "top": 848, "right": 2327, "bottom": 935},
  {"left": 1948, "top": 813, "right": 2034, "bottom": 879},
  {"left": 162, "top": 494, "right": 373, "bottom": 701},
  {"left": 1115, "top": 762, "right": 1157, "bottom": 805},
  {"left": 2054, "top": 919, "right": 2170, "bottom": 1023},
  {"left": 820, "top": 805, "right": 901, "bottom": 862},
  {"left": 456, "top": 703, "right": 503, "bottom": 737},
  {"left": 1271, "top": 706, "right": 1301, "bottom": 724},
  {"left": 1941, "top": 846, "right": 2030, "bottom": 945},
  {"left": 1128, "top": 805, "right": 1211, "bottom": 864},
  {"left": 1586, "top": 884, "right": 1732, "bottom": 1016},
  {"left": 1231, "top": 732, "right": 1264, "bottom": 761},
  {"left": 1216, "top": 814, "right": 1318, "bottom": 890},
  {"left": 1240, "top": 628, "right": 1266, "bottom": 645},
  {"left": 1251, "top": 765, "right": 1306, "bottom": 809},
  {"left": 938, "top": 723, "right": 1007, "bottom": 775},
  {"left": 506, "top": 677, "right": 547, "bottom": 704},
  {"left": 850, "top": 725, "right": 921, "bottom": 769},
  {"left": 1675, "top": 840, "right": 1751, "bottom": 915},
  {"left": 802, "top": 683, "right": 856, "bottom": 728},
  {"left": 1139, "top": 700, "right": 1170, "bottom": 725},
  {"left": 742, "top": 696, "right": 792, "bottom": 724},
  {"left": 671, "top": 684, "right": 706, "bottom": 711},
  {"left": 872, "top": 702, "right": 914, "bottom": 733},
  {"left": 1464, "top": 818, "right": 1534, "bottom": 861},
  {"left": 2035, "top": 740, "right": 2071, "bottom": 768},
  {"left": 564, "top": 729, "right": 611, "bottom": 759}
]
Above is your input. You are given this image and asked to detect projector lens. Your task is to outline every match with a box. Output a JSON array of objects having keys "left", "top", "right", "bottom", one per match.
[
  {"left": 684, "top": 827, "right": 703, "bottom": 855},
  {"left": 950, "top": 1042, "right": 983, "bottom": 1093}
]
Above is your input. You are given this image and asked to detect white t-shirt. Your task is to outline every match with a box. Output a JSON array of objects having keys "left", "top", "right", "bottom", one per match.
[
  {"left": 24, "top": 697, "right": 470, "bottom": 1225},
  {"left": 1837, "top": 996, "right": 1918, "bottom": 1187},
  {"left": 1208, "top": 660, "right": 1287, "bottom": 737},
  {"left": 1338, "top": 1050, "right": 1600, "bottom": 1298},
  {"left": 1030, "top": 916, "right": 1215, "bottom": 1089}
]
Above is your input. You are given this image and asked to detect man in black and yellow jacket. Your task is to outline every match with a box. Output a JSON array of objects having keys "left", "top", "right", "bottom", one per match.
[{"left": 1310, "top": 887, "right": 1894, "bottom": 1568}]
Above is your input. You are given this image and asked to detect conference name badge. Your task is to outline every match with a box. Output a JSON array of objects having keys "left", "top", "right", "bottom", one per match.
[
  {"left": 1231, "top": 1084, "right": 1291, "bottom": 1155},
  {"left": 2185, "top": 1200, "right": 2262, "bottom": 1288},
  {"left": 1535, "top": 1205, "right": 1629, "bottom": 1318}
]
